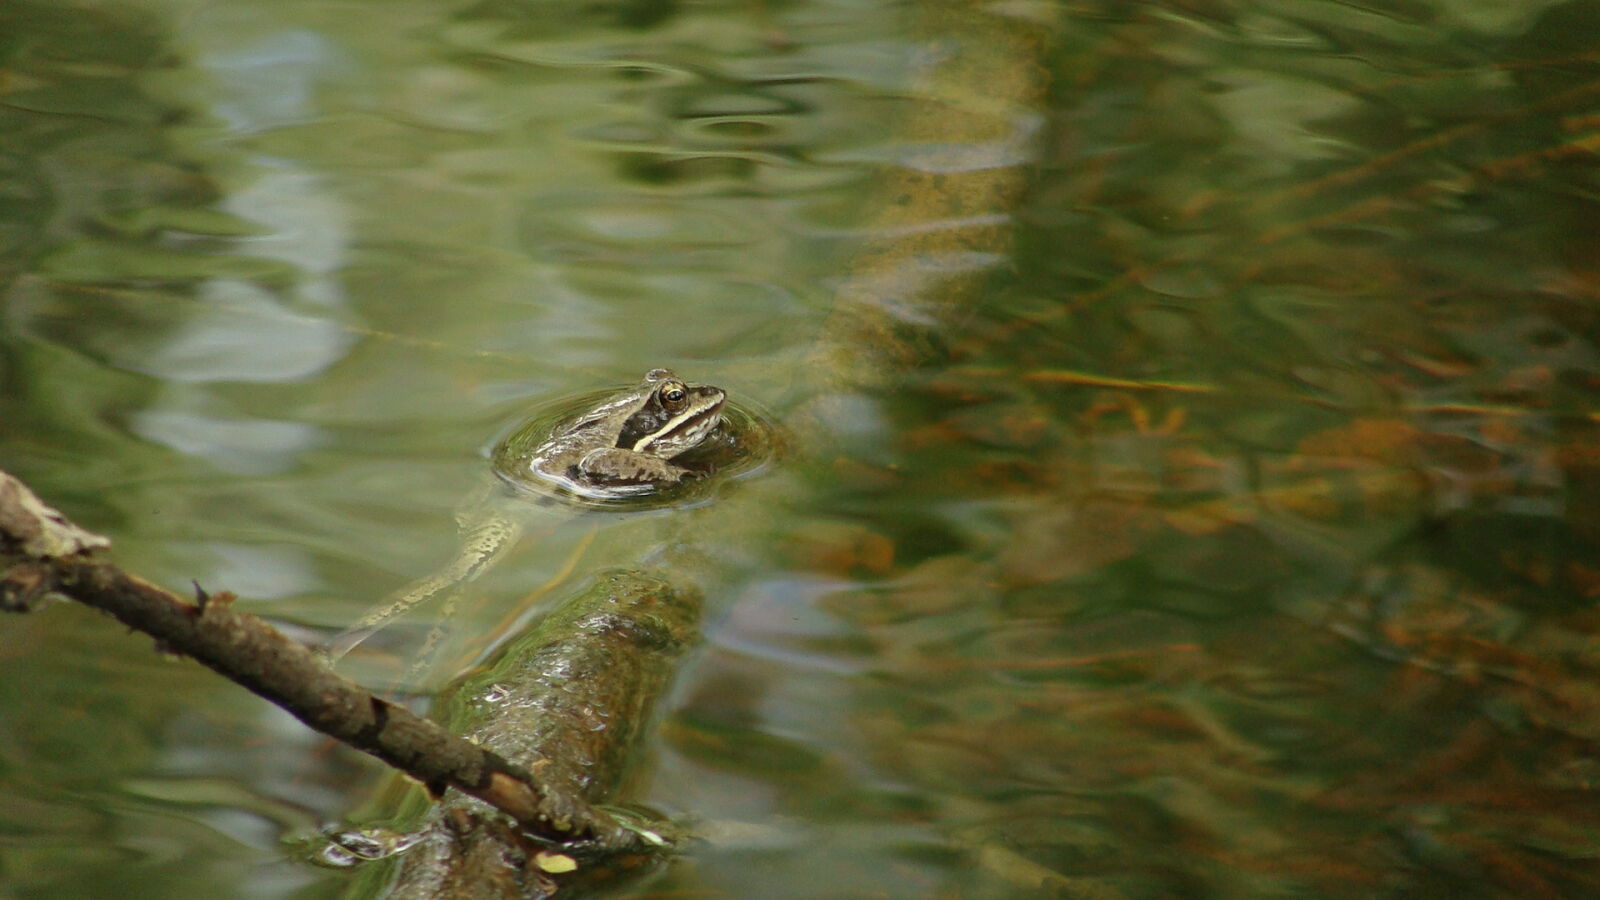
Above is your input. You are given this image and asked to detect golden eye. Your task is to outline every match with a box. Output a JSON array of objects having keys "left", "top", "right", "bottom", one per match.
[{"left": 660, "top": 383, "right": 688, "bottom": 410}]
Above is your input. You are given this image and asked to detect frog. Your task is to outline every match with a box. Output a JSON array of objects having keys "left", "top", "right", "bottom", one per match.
[
  {"left": 323, "top": 368, "right": 726, "bottom": 668},
  {"left": 506, "top": 367, "right": 725, "bottom": 496}
]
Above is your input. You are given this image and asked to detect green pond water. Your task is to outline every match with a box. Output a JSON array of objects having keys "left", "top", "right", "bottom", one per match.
[{"left": 3, "top": 1, "right": 1600, "bottom": 897}]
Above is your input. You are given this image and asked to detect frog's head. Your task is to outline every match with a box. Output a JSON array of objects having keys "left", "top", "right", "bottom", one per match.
[{"left": 617, "top": 368, "right": 725, "bottom": 459}]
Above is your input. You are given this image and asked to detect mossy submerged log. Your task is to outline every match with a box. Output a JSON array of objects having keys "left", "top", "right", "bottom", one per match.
[{"left": 380, "top": 570, "right": 701, "bottom": 899}]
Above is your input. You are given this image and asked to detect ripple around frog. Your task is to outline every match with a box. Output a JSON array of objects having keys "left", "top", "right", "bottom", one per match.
[{"left": 489, "top": 386, "right": 778, "bottom": 511}]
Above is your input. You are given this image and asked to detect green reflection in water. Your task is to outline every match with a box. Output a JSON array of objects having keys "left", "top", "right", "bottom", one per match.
[{"left": 3, "top": 0, "right": 1600, "bottom": 898}]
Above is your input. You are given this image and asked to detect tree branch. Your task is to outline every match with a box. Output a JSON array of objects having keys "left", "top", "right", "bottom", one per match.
[{"left": 0, "top": 468, "right": 650, "bottom": 853}]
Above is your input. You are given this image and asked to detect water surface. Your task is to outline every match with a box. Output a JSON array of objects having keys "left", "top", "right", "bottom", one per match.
[{"left": 2, "top": 1, "right": 1598, "bottom": 897}]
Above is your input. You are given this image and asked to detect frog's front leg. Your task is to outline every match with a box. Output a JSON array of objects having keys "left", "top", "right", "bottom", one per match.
[{"left": 576, "top": 448, "right": 698, "bottom": 485}]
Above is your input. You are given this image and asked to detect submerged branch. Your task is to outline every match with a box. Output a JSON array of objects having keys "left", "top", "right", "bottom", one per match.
[
  {"left": 385, "top": 570, "right": 701, "bottom": 898},
  {"left": 0, "top": 469, "right": 653, "bottom": 853}
]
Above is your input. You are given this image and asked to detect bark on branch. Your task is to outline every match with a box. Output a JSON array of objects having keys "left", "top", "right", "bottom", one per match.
[{"left": 0, "top": 468, "right": 655, "bottom": 854}]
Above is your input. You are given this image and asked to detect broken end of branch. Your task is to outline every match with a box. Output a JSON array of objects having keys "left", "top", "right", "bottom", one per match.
[{"left": 0, "top": 469, "right": 110, "bottom": 562}]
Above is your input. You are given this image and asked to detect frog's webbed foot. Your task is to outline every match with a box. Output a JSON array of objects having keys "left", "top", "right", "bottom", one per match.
[{"left": 321, "top": 512, "right": 522, "bottom": 665}]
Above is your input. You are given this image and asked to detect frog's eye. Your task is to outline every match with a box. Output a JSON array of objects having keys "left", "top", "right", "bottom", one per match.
[{"left": 660, "top": 383, "right": 689, "bottom": 411}]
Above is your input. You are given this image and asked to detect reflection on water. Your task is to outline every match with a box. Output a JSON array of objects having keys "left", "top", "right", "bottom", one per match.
[{"left": 2, "top": 0, "right": 1600, "bottom": 897}]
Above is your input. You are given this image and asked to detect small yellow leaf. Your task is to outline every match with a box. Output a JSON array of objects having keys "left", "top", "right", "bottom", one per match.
[{"left": 535, "top": 851, "right": 578, "bottom": 874}]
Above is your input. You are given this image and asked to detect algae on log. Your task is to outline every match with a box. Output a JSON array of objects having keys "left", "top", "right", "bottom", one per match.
[{"left": 381, "top": 571, "right": 701, "bottom": 899}]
